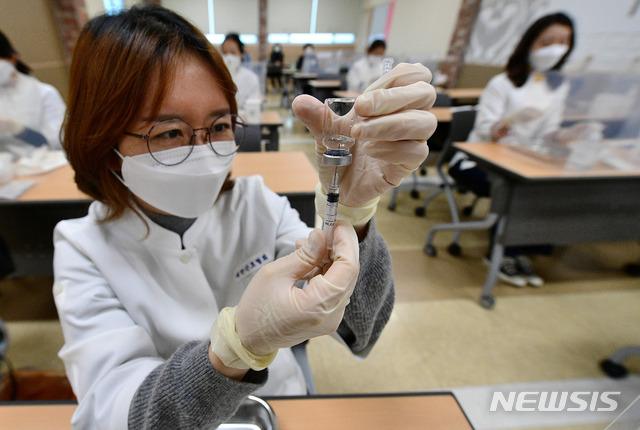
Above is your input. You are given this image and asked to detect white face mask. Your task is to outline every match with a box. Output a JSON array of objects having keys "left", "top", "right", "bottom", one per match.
[
  {"left": 114, "top": 143, "right": 235, "bottom": 218},
  {"left": 0, "top": 60, "right": 17, "bottom": 87},
  {"left": 529, "top": 44, "right": 569, "bottom": 72},
  {"left": 304, "top": 47, "right": 314, "bottom": 56},
  {"left": 222, "top": 53, "right": 241, "bottom": 76}
]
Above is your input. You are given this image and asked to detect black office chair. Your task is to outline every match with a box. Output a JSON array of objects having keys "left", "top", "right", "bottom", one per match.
[
  {"left": 415, "top": 105, "right": 482, "bottom": 218},
  {"left": 421, "top": 105, "right": 495, "bottom": 257},
  {"left": 600, "top": 258, "right": 640, "bottom": 378},
  {"left": 387, "top": 91, "right": 453, "bottom": 211}
]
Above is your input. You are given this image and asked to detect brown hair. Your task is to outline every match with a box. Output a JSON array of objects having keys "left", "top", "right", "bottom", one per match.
[{"left": 63, "top": 5, "right": 238, "bottom": 222}]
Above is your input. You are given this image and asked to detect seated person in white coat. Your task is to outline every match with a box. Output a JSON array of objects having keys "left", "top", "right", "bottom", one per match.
[
  {"left": 449, "top": 12, "right": 575, "bottom": 288},
  {"left": 53, "top": 5, "right": 437, "bottom": 429},
  {"left": 0, "top": 30, "right": 66, "bottom": 155},
  {"left": 347, "top": 39, "right": 387, "bottom": 94},
  {"left": 221, "top": 33, "right": 261, "bottom": 112}
]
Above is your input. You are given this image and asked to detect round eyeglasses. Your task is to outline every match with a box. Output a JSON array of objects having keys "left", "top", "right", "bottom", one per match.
[{"left": 124, "top": 113, "right": 247, "bottom": 166}]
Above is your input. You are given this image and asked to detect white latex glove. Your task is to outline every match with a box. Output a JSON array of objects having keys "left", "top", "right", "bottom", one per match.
[
  {"left": 0, "top": 116, "right": 22, "bottom": 134},
  {"left": 210, "top": 221, "right": 359, "bottom": 370},
  {"left": 292, "top": 63, "right": 437, "bottom": 208}
]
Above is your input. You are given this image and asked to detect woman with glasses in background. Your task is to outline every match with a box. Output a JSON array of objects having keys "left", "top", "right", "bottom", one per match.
[{"left": 54, "top": 5, "right": 436, "bottom": 429}]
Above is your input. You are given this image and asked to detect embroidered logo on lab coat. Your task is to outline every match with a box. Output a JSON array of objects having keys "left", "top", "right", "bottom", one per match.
[{"left": 234, "top": 250, "right": 271, "bottom": 279}]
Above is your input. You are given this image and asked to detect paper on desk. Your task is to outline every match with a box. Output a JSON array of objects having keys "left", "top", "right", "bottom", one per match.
[{"left": 14, "top": 148, "right": 67, "bottom": 176}]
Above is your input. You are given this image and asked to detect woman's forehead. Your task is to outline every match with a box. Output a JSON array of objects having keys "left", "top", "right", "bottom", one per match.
[{"left": 138, "top": 56, "right": 228, "bottom": 121}]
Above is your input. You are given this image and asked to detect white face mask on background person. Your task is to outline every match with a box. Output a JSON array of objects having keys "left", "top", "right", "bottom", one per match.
[
  {"left": 0, "top": 60, "right": 17, "bottom": 87},
  {"left": 529, "top": 44, "right": 569, "bottom": 72},
  {"left": 222, "top": 53, "right": 241, "bottom": 76},
  {"left": 114, "top": 143, "right": 235, "bottom": 218}
]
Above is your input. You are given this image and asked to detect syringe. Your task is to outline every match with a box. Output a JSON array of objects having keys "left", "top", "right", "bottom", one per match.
[{"left": 322, "top": 169, "right": 340, "bottom": 252}]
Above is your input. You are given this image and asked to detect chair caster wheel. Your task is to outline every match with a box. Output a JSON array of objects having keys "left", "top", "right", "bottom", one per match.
[
  {"left": 388, "top": 204, "right": 396, "bottom": 211},
  {"left": 424, "top": 244, "right": 437, "bottom": 257},
  {"left": 410, "top": 190, "right": 420, "bottom": 199},
  {"left": 600, "top": 359, "right": 628, "bottom": 379},
  {"left": 448, "top": 243, "right": 461, "bottom": 256},
  {"left": 462, "top": 206, "right": 473, "bottom": 216},
  {"left": 415, "top": 207, "right": 426, "bottom": 217},
  {"left": 479, "top": 295, "right": 495, "bottom": 309}
]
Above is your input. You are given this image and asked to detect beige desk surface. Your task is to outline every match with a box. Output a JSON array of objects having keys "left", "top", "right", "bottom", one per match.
[
  {"left": 0, "top": 394, "right": 472, "bottom": 430},
  {"left": 308, "top": 79, "right": 341, "bottom": 88},
  {"left": 268, "top": 394, "right": 472, "bottom": 430},
  {"left": 259, "top": 110, "right": 283, "bottom": 125},
  {"left": 333, "top": 90, "right": 359, "bottom": 98},
  {"left": 16, "top": 151, "right": 318, "bottom": 202},
  {"left": 455, "top": 142, "right": 640, "bottom": 179},
  {"left": 432, "top": 106, "right": 452, "bottom": 122},
  {"left": 293, "top": 72, "right": 318, "bottom": 79},
  {"left": 443, "top": 87, "right": 483, "bottom": 100}
]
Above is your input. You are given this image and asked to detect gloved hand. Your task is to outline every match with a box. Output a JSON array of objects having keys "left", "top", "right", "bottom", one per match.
[
  {"left": 292, "top": 63, "right": 437, "bottom": 210},
  {"left": 0, "top": 116, "right": 22, "bottom": 135},
  {"left": 210, "top": 221, "right": 359, "bottom": 370}
]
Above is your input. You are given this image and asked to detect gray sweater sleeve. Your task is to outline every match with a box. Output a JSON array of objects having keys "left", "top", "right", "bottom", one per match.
[
  {"left": 128, "top": 341, "right": 267, "bottom": 429},
  {"left": 337, "top": 219, "right": 395, "bottom": 354}
]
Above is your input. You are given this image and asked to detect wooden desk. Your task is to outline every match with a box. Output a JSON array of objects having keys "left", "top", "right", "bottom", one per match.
[
  {"left": 450, "top": 142, "right": 640, "bottom": 308},
  {"left": 268, "top": 393, "right": 472, "bottom": 430},
  {"left": 308, "top": 79, "right": 341, "bottom": 89},
  {"left": 0, "top": 393, "right": 473, "bottom": 429},
  {"left": 333, "top": 90, "right": 359, "bottom": 99},
  {"left": 442, "top": 87, "right": 483, "bottom": 103},
  {"left": 1, "top": 152, "right": 319, "bottom": 277},
  {"left": 17, "top": 152, "right": 317, "bottom": 203},
  {"left": 307, "top": 79, "right": 343, "bottom": 102},
  {"left": 259, "top": 110, "right": 283, "bottom": 151},
  {"left": 432, "top": 107, "right": 452, "bottom": 123}
]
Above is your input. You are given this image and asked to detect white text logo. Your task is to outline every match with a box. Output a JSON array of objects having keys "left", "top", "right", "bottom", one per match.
[{"left": 490, "top": 391, "right": 620, "bottom": 412}]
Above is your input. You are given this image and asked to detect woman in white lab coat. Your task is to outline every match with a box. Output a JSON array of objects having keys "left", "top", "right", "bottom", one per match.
[
  {"left": 0, "top": 30, "right": 66, "bottom": 152},
  {"left": 221, "top": 33, "right": 261, "bottom": 111},
  {"left": 449, "top": 12, "right": 575, "bottom": 287},
  {"left": 347, "top": 39, "right": 387, "bottom": 94},
  {"left": 54, "top": 5, "right": 437, "bottom": 429}
]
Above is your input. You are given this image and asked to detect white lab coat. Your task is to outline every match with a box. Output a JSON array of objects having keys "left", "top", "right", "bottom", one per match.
[
  {"left": 0, "top": 72, "right": 66, "bottom": 149},
  {"left": 233, "top": 66, "right": 261, "bottom": 111},
  {"left": 53, "top": 176, "right": 308, "bottom": 429},
  {"left": 347, "top": 56, "right": 384, "bottom": 94},
  {"left": 452, "top": 72, "right": 570, "bottom": 169}
]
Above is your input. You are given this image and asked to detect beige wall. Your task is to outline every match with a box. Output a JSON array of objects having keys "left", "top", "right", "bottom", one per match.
[
  {"left": 1, "top": 0, "right": 465, "bottom": 102},
  {"left": 359, "top": 0, "right": 461, "bottom": 61},
  {"left": 0, "top": 0, "right": 68, "bottom": 100}
]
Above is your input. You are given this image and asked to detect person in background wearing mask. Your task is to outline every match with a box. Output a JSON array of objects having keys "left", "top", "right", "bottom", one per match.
[
  {"left": 53, "top": 5, "right": 437, "bottom": 428},
  {"left": 0, "top": 30, "right": 66, "bottom": 155},
  {"left": 347, "top": 39, "right": 387, "bottom": 94},
  {"left": 221, "top": 33, "right": 261, "bottom": 111},
  {"left": 296, "top": 43, "right": 319, "bottom": 73},
  {"left": 267, "top": 43, "right": 284, "bottom": 92},
  {"left": 448, "top": 12, "right": 575, "bottom": 287}
]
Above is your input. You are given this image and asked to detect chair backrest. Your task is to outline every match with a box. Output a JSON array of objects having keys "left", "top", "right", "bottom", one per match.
[{"left": 439, "top": 105, "right": 477, "bottom": 164}]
